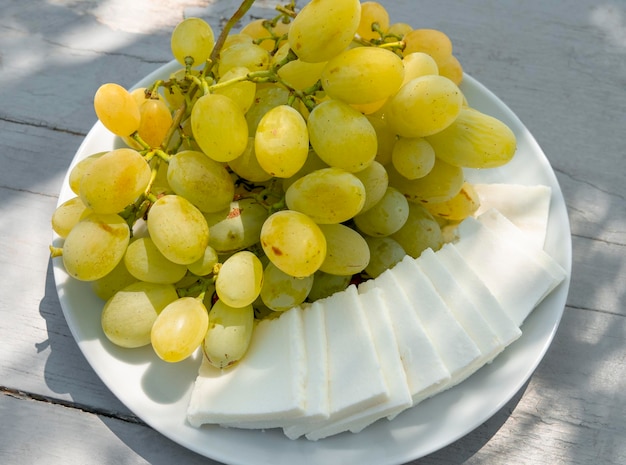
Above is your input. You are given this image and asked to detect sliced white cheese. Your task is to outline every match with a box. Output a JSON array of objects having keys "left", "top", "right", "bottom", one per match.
[
  {"left": 303, "top": 287, "right": 413, "bottom": 439},
  {"left": 454, "top": 215, "right": 566, "bottom": 326},
  {"left": 186, "top": 307, "right": 307, "bottom": 428},
  {"left": 436, "top": 243, "right": 522, "bottom": 347},
  {"left": 358, "top": 272, "right": 451, "bottom": 406},
  {"left": 387, "top": 258, "right": 482, "bottom": 388},
  {"left": 416, "top": 248, "right": 504, "bottom": 366},
  {"left": 473, "top": 183, "right": 551, "bottom": 250}
]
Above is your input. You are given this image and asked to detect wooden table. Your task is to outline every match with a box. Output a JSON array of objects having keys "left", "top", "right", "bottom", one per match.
[{"left": 1, "top": 1, "right": 624, "bottom": 464}]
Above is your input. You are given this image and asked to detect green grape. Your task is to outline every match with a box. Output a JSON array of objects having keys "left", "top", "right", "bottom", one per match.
[
  {"left": 307, "top": 271, "right": 352, "bottom": 301},
  {"left": 137, "top": 98, "right": 173, "bottom": 148},
  {"left": 151, "top": 297, "right": 209, "bottom": 363},
  {"left": 285, "top": 167, "right": 366, "bottom": 224},
  {"left": 93, "top": 83, "right": 141, "bottom": 137},
  {"left": 62, "top": 213, "right": 130, "bottom": 281},
  {"left": 426, "top": 107, "right": 517, "bottom": 168},
  {"left": 357, "top": 1, "right": 390, "bottom": 41},
  {"left": 277, "top": 56, "right": 327, "bottom": 90},
  {"left": 91, "top": 260, "right": 137, "bottom": 301},
  {"left": 254, "top": 105, "right": 309, "bottom": 178},
  {"left": 245, "top": 85, "right": 290, "bottom": 135},
  {"left": 101, "top": 282, "right": 178, "bottom": 348},
  {"left": 307, "top": 99, "right": 377, "bottom": 172},
  {"left": 387, "top": 74, "right": 463, "bottom": 138},
  {"left": 212, "top": 66, "right": 257, "bottom": 114},
  {"left": 79, "top": 148, "right": 151, "bottom": 215},
  {"left": 425, "top": 181, "right": 480, "bottom": 221},
  {"left": 223, "top": 33, "right": 254, "bottom": 50},
  {"left": 401, "top": 52, "right": 439, "bottom": 86},
  {"left": 204, "top": 198, "right": 268, "bottom": 253},
  {"left": 218, "top": 42, "right": 270, "bottom": 76},
  {"left": 282, "top": 149, "right": 328, "bottom": 192},
  {"left": 191, "top": 93, "right": 248, "bottom": 162},
  {"left": 188, "top": 245, "right": 219, "bottom": 276},
  {"left": 68, "top": 152, "right": 106, "bottom": 194},
  {"left": 364, "top": 236, "right": 406, "bottom": 278},
  {"left": 203, "top": 299, "right": 254, "bottom": 369},
  {"left": 123, "top": 237, "right": 188, "bottom": 284},
  {"left": 260, "top": 262, "right": 314, "bottom": 312},
  {"left": 354, "top": 187, "right": 409, "bottom": 237},
  {"left": 391, "top": 136, "right": 436, "bottom": 180},
  {"left": 215, "top": 251, "right": 264, "bottom": 308},
  {"left": 318, "top": 223, "right": 370, "bottom": 276},
  {"left": 391, "top": 202, "right": 443, "bottom": 258},
  {"left": 388, "top": 157, "right": 464, "bottom": 204},
  {"left": 320, "top": 47, "right": 404, "bottom": 105},
  {"left": 228, "top": 137, "right": 273, "bottom": 183},
  {"left": 353, "top": 160, "right": 388, "bottom": 213},
  {"left": 260, "top": 210, "right": 327, "bottom": 278},
  {"left": 167, "top": 150, "right": 235, "bottom": 213},
  {"left": 366, "top": 113, "right": 396, "bottom": 166},
  {"left": 171, "top": 17, "right": 215, "bottom": 67},
  {"left": 147, "top": 195, "right": 209, "bottom": 265},
  {"left": 51, "top": 197, "right": 88, "bottom": 238},
  {"left": 288, "top": 0, "right": 361, "bottom": 63},
  {"left": 403, "top": 28, "right": 453, "bottom": 65}
]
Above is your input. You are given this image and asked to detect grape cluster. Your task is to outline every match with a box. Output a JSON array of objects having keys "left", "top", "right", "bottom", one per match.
[{"left": 51, "top": 0, "right": 516, "bottom": 368}]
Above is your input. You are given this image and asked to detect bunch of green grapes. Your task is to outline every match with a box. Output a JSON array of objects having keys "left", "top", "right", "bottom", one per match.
[{"left": 50, "top": 0, "right": 516, "bottom": 368}]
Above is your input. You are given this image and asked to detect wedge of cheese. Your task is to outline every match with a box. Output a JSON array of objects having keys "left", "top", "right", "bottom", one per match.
[{"left": 187, "top": 307, "right": 307, "bottom": 428}]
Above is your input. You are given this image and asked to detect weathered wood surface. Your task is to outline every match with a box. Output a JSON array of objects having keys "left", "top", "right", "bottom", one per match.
[{"left": 1, "top": 1, "right": 625, "bottom": 464}]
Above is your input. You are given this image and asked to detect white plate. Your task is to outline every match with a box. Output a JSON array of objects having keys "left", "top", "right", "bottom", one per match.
[{"left": 53, "top": 60, "right": 572, "bottom": 465}]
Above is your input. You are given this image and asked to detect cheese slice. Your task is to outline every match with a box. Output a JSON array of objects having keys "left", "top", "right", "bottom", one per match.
[
  {"left": 303, "top": 287, "right": 413, "bottom": 439},
  {"left": 473, "top": 183, "right": 551, "bottom": 250},
  {"left": 416, "top": 248, "right": 504, "bottom": 368},
  {"left": 454, "top": 215, "right": 565, "bottom": 326},
  {"left": 435, "top": 243, "right": 522, "bottom": 347},
  {"left": 186, "top": 307, "right": 307, "bottom": 428}
]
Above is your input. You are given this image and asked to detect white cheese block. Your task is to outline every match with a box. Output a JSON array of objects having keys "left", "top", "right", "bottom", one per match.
[
  {"left": 303, "top": 287, "right": 413, "bottom": 440},
  {"left": 473, "top": 183, "right": 551, "bottom": 250},
  {"left": 454, "top": 216, "right": 566, "bottom": 326},
  {"left": 436, "top": 243, "right": 522, "bottom": 347},
  {"left": 358, "top": 273, "right": 451, "bottom": 406},
  {"left": 417, "top": 248, "right": 503, "bottom": 364},
  {"left": 387, "top": 258, "right": 483, "bottom": 387},
  {"left": 186, "top": 307, "right": 307, "bottom": 428}
]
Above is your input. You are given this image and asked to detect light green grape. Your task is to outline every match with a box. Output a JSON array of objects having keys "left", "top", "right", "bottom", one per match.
[
  {"left": 254, "top": 105, "right": 309, "bottom": 178},
  {"left": 388, "top": 157, "right": 464, "bottom": 204},
  {"left": 425, "top": 181, "right": 480, "bottom": 221},
  {"left": 171, "top": 17, "right": 215, "bottom": 67},
  {"left": 51, "top": 197, "right": 88, "bottom": 238},
  {"left": 212, "top": 66, "right": 257, "bottom": 114},
  {"left": 240, "top": 18, "right": 290, "bottom": 52},
  {"left": 151, "top": 297, "right": 209, "bottom": 363},
  {"left": 245, "top": 85, "right": 290, "bottom": 135},
  {"left": 357, "top": 1, "right": 390, "bottom": 41},
  {"left": 191, "top": 93, "right": 248, "bottom": 162},
  {"left": 277, "top": 56, "right": 327, "bottom": 90},
  {"left": 79, "top": 148, "right": 151, "bottom": 215},
  {"left": 167, "top": 150, "right": 235, "bottom": 213},
  {"left": 387, "top": 74, "right": 463, "bottom": 138},
  {"left": 260, "top": 262, "right": 314, "bottom": 312},
  {"left": 426, "top": 107, "right": 517, "bottom": 168},
  {"left": 203, "top": 299, "right": 254, "bottom": 369},
  {"left": 307, "top": 99, "right": 378, "bottom": 172},
  {"left": 147, "top": 195, "right": 209, "bottom": 265},
  {"left": 218, "top": 42, "right": 270, "bottom": 76},
  {"left": 288, "top": 0, "right": 361, "bottom": 63},
  {"left": 391, "top": 136, "right": 436, "bottom": 180},
  {"left": 364, "top": 236, "right": 406, "bottom": 278},
  {"left": 321, "top": 47, "right": 404, "bottom": 104},
  {"left": 354, "top": 187, "right": 409, "bottom": 237},
  {"left": 93, "top": 83, "right": 141, "bottom": 137},
  {"left": 391, "top": 202, "right": 443, "bottom": 258},
  {"left": 215, "top": 251, "right": 264, "bottom": 308},
  {"left": 228, "top": 137, "right": 273, "bottom": 182},
  {"left": 260, "top": 210, "right": 327, "bottom": 278},
  {"left": 282, "top": 149, "right": 329, "bottom": 192},
  {"left": 68, "top": 152, "right": 106, "bottom": 195},
  {"left": 123, "top": 237, "right": 188, "bottom": 284},
  {"left": 91, "top": 260, "right": 137, "bottom": 301},
  {"left": 366, "top": 112, "right": 396, "bottom": 166},
  {"left": 318, "top": 223, "right": 370, "bottom": 276},
  {"left": 401, "top": 52, "right": 439, "bottom": 85},
  {"left": 188, "top": 245, "right": 219, "bottom": 276},
  {"left": 62, "top": 213, "right": 130, "bottom": 281},
  {"left": 101, "top": 282, "right": 178, "bottom": 348},
  {"left": 285, "top": 167, "right": 366, "bottom": 224},
  {"left": 204, "top": 198, "right": 268, "bottom": 253},
  {"left": 307, "top": 271, "right": 352, "bottom": 302},
  {"left": 353, "top": 160, "right": 388, "bottom": 213}
]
